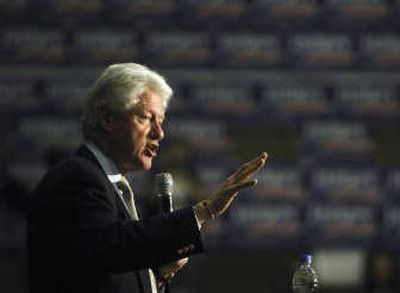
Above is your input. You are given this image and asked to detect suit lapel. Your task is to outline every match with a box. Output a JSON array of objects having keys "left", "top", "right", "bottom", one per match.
[
  {"left": 75, "top": 144, "right": 132, "bottom": 220},
  {"left": 75, "top": 145, "right": 150, "bottom": 292}
]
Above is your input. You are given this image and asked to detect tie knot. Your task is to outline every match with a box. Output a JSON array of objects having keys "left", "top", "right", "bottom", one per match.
[
  {"left": 119, "top": 175, "right": 129, "bottom": 186},
  {"left": 116, "top": 176, "right": 139, "bottom": 220},
  {"left": 117, "top": 176, "right": 131, "bottom": 194}
]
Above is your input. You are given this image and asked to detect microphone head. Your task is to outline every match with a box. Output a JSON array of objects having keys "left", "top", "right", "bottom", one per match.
[{"left": 155, "top": 172, "right": 173, "bottom": 195}]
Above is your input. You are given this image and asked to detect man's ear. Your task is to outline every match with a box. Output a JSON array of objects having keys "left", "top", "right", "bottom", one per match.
[{"left": 98, "top": 104, "right": 114, "bottom": 132}]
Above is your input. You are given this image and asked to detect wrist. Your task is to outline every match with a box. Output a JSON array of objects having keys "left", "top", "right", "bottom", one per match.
[{"left": 193, "top": 200, "right": 216, "bottom": 225}]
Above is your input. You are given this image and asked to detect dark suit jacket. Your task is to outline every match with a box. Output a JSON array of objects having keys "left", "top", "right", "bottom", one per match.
[{"left": 27, "top": 145, "right": 203, "bottom": 293}]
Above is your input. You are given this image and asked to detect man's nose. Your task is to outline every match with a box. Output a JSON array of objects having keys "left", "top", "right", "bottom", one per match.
[{"left": 150, "top": 121, "right": 164, "bottom": 141}]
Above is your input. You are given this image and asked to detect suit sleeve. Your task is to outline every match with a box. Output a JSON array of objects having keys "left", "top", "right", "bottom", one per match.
[{"left": 28, "top": 162, "right": 204, "bottom": 274}]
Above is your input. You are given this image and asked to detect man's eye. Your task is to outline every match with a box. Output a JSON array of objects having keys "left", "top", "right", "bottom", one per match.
[{"left": 137, "top": 114, "right": 151, "bottom": 123}]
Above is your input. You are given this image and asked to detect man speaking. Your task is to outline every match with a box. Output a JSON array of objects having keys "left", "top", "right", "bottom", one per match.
[{"left": 27, "top": 63, "right": 268, "bottom": 293}]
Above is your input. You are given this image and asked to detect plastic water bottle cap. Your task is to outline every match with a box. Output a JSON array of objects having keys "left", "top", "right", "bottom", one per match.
[{"left": 301, "top": 254, "right": 312, "bottom": 265}]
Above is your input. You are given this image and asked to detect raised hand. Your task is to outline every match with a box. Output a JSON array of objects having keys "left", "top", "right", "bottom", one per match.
[{"left": 194, "top": 152, "right": 268, "bottom": 224}]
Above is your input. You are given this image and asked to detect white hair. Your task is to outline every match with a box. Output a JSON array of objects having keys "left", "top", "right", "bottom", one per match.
[{"left": 82, "top": 63, "right": 173, "bottom": 139}]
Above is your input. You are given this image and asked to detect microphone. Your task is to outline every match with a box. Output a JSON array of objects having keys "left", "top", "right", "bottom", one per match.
[
  {"left": 154, "top": 173, "right": 174, "bottom": 293},
  {"left": 155, "top": 172, "right": 173, "bottom": 214}
]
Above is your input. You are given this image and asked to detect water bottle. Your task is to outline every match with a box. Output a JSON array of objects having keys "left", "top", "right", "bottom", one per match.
[{"left": 292, "top": 254, "right": 319, "bottom": 293}]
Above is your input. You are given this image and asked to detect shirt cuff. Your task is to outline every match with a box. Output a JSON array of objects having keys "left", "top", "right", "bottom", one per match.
[{"left": 192, "top": 207, "right": 202, "bottom": 230}]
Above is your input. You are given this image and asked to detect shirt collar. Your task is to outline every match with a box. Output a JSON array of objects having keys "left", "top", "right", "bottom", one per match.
[{"left": 85, "top": 141, "right": 122, "bottom": 184}]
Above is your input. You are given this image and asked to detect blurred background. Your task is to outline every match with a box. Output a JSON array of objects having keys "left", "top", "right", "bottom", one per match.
[{"left": 1, "top": 0, "right": 400, "bottom": 292}]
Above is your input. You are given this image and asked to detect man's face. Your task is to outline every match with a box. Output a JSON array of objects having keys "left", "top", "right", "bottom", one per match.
[{"left": 108, "top": 89, "right": 166, "bottom": 173}]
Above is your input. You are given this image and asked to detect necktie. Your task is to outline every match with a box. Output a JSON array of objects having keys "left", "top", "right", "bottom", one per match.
[
  {"left": 117, "top": 176, "right": 158, "bottom": 293},
  {"left": 117, "top": 176, "right": 139, "bottom": 220}
]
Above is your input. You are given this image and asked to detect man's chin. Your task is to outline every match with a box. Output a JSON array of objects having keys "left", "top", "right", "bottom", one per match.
[
  {"left": 140, "top": 157, "right": 153, "bottom": 171},
  {"left": 142, "top": 163, "right": 152, "bottom": 171},
  {"left": 124, "top": 157, "right": 153, "bottom": 173}
]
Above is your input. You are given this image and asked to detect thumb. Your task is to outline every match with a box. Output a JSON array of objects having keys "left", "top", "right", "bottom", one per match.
[{"left": 225, "top": 179, "right": 258, "bottom": 194}]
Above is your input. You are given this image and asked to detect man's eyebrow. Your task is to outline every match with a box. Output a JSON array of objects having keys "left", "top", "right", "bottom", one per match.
[
  {"left": 138, "top": 110, "right": 165, "bottom": 122},
  {"left": 131, "top": 103, "right": 165, "bottom": 120}
]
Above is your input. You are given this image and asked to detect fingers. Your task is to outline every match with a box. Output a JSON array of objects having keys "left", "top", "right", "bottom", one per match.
[
  {"left": 161, "top": 258, "right": 189, "bottom": 281},
  {"left": 175, "top": 257, "right": 189, "bottom": 268},
  {"left": 209, "top": 180, "right": 258, "bottom": 217},
  {"left": 239, "top": 152, "right": 268, "bottom": 175},
  {"left": 230, "top": 152, "right": 268, "bottom": 182},
  {"left": 203, "top": 152, "right": 268, "bottom": 221},
  {"left": 168, "top": 258, "right": 189, "bottom": 271},
  {"left": 225, "top": 179, "right": 258, "bottom": 194}
]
